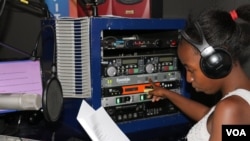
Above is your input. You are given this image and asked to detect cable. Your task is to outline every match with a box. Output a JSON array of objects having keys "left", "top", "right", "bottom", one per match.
[
  {"left": 31, "top": 24, "right": 57, "bottom": 63},
  {"left": 30, "top": 30, "right": 42, "bottom": 60},
  {"left": 0, "top": 0, "right": 6, "bottom": 17},
  {"left": 0, "top": 12, "right": 55, "bottom": 61},
  {"left": 16, "top": 115, "right": 23, "bottom": 140},
  {"left": 0, "top": 41, "right": 31, "bottom": 58}
]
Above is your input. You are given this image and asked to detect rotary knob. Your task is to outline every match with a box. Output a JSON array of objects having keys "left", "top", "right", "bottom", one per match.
[
  {"left": 106, "top": 66, "right": 117, "bottom": 77},
  {"left": 145, "top": 63, "right": 154, "bottom": 73},
  {"left": 153, "top": 39, "right": 162, "bottom": 47}
]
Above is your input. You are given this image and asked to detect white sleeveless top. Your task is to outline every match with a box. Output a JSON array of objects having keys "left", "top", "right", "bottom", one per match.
[{"left": 186, "top": 89, "right": 250, "bottom": 141}]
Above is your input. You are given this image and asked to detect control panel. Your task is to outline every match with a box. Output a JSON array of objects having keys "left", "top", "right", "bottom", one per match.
[{"left": 100, "top": 29, "right": 183, "bottom": 123}]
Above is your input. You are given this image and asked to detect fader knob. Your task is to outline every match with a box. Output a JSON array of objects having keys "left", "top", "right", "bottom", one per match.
[
  {"left": 154, "top": 39, "right": 162, "bottom": 47},
  {"left": 145, "top": 64, "right": 154, "bottom": 73},
  {"left": 106, "top": 66, "right": 117, "bottom": 77}
]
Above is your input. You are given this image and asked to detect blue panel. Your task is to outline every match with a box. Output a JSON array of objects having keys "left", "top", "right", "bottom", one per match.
[
  {"left": 45, "top": 0, "right": 70, "bottom": 18},
  {"left": 45, "top": 17, "right": 191, "bottom": 140},
  {"left": 88, "top": 17, "right": 190, "bottom": 133},
  {"left": 90, "top": 17, "right": 186, "bottom": 107}
]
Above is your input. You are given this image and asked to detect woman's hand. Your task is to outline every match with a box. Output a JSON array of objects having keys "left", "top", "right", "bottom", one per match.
[{"left": 147, "top": 78, "right": 169, "bottom": 102}]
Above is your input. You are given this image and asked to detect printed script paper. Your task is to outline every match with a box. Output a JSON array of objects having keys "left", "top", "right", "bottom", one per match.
[{"left": 77, "top": 100, "right": 130, "bottom": 141}]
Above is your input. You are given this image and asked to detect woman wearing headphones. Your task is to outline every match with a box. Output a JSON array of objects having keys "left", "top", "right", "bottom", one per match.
[{"left": 148, "top": 4, "right": 250, "bottom": 141}]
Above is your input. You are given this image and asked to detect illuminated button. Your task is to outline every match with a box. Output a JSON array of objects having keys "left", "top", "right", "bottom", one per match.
[
  {"left": 128, "top": 69, "right": 134, "bottom": 74},
  {"left": 133, "top": 68, "right": 139, "bottom": 73},
  {"left": 107, "top": 79, "right": 112, "bottom": 85},
  {"left": 133, "top": 113, "right": 138, "bottom": 118},
  {"left": 118, "top": 115, "right": 122, "bottom": 120},
  {"left": 163, "top": 66, "right": 169, "bottom": 71},
  {"left": 140, "top": 95, "right": 145, "bottom": 101},
  {"left": 116, "top": 98, "right": 121, "bottom": 104},
  {"left": 123, "top": 114, "right": 127, "bottom": 120},
  {"left": 169, "top": 66, "right": 174, "bottom": 70},
  {"left": 170, "top": 40, "right": 177, "bottom": 47}
]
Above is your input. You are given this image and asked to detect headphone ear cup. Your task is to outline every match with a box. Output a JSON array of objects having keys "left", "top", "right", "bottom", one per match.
[{"left": 200, "top": 48, "right": 232, "bottom": 79}]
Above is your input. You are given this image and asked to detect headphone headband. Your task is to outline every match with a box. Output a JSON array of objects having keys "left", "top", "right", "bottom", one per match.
[
  {"left": 180, "top": 22, "right": 233, "bottom": 79},
  {"left": 181, "top": 22, "right": 215, "bottom": 57}
]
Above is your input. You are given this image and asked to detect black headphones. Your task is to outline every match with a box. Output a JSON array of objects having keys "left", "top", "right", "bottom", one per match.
[{"left": 181, "top": 22, "right": 233, "bottom": 79}]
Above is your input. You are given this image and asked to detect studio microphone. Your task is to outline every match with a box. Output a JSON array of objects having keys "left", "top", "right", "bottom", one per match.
[{"left": 0, "top": 93, "right": 42, "bottom": 110}]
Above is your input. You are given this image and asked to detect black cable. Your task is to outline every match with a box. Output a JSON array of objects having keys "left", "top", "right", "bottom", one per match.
[
  {"left": 30, "top": 30, "right": 42, "bottom": 61},
  {"left": 92, "top": 0, "right": 99, "bottom": 17},
  {"left": 0, "top": 41, "right": 31, "bottom": 58},
  {"left": 0, "top": 25, "right": 51, "bottom": 61},
  {"left": 0, "top": 0, "right": 6, "bottom": 17},
  {"left": 16, "top": 115, "right": 23, "bottom": 141},
  {"left": 32, "top": 23, "right": 58, "bottom": 61}
]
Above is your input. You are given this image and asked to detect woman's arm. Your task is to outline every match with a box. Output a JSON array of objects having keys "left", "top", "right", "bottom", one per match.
[
  {"left": 209, "top": 95, "right": 250, "bottom": 141},
  {"left": 148, "top": 79, "right": 210, "bottom": 121}
]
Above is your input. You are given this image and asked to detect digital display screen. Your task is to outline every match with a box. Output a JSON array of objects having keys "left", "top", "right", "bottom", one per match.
[
  {"left": 159, "top": 57, "right": 173, "bottom": 62},
  {"left": 122, "top": 59, "right": 137, "bottom": 64},
  {"left": 125, "top": 87, "right": 138, "bottom": 92}
]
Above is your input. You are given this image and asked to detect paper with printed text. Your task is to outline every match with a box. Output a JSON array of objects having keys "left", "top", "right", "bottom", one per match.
[{"left": 77, "top": 100, "right": 130, "bottom": 141}]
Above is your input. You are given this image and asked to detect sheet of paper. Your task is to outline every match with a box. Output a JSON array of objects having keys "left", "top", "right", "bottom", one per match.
[
  {"left": 0, "top": 60, "right": 42, "bottom": 95},
  {"left": 77, "top": 100, "right": 99, "bottom": 141},
  {"left": 77, "top": 100, "right": 130, "bottom": 141}
]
